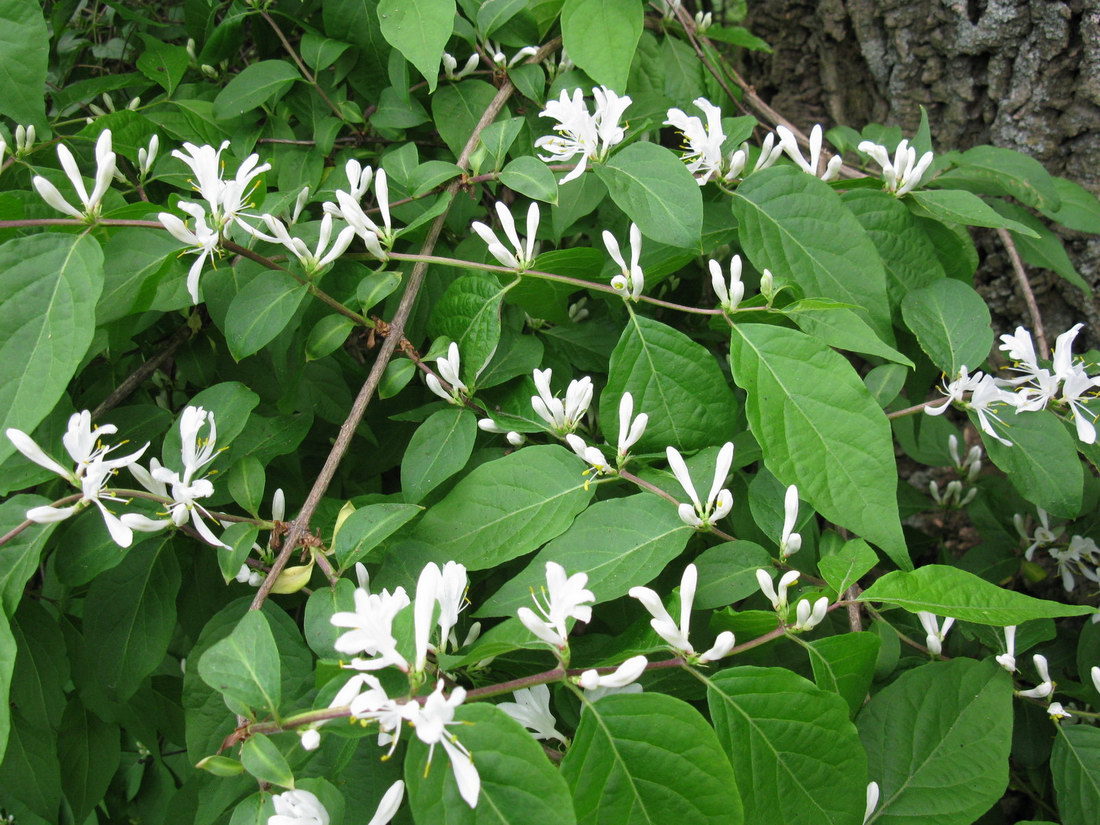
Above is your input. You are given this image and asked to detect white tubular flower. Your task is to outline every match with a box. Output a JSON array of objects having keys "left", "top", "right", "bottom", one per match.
[
  {"left": 917, "top": 611, "right": 955, "bottom": 656},
  {"left": 411, "top": 682, "right": 481, "bottom": 808},
  {"left": 442, "top": 52, "right": 480, "bottom": 81},
  {"left": 345, "top": 159, "right": 373, "bottom": 200},
  {"left": 472, "top": 201, "right": 540, "bottom": 270},
  {"left": 15, "top": 124, "right": 35, "bottom": 156},
  {"left": 517, "top": 561, "right": 594, "bottom": 650},
  {"left": 269, "top": 789, "right": 329, "bottom": 825},
  {"left": 535, "top": 86, "right": 632, "bottom": 184},
  {"left": 171, "top": 141, "right": 270, "bottom": 230},
  {"left": 497, "top": 684, "right": 567, "bottom": 743},
  {"left": 367, "top": 781, "right": 405, "bottom": 825},
  {"left": 33, "top": 129, "right": 116, "bottom": 220},
  {"left": 579, "top": 655, "right": 648, "bottom": 690},
  {"left": 530, "top": 368, "right": 592, "bottom": 435},
  {"left": 757, "top": 569, "right": 800, "bottom": 613},
  {"left": 603, "top": 223, "right": 644, "bottom": 301},
  {"left": 1017, "top": 654, "right": 1054, "bottom": 699},
  {"left": 425, "top": 342, "right": 468, "bottom": 405},
  {"left": 629, "top": 565, "right": 697, "bottom": 655},
  {"left": 779, "top": 485, "right": 803, "bottom": 559},
  {"left": 699, "top": 631, "right": 737, "bottom": 663},
  {"left": 1052, "top": 323, "right": 1085, "bottom": 381},
  {"left": 616, "top": 392, "right": 648, "bottom": 461},
  {"left": 725, "top": 132, "right": 785, "bottom": 182},
  {"left": 437, "top": 561, "right": 468, "bottom": 651},
  {"left": 291, "top": 186, "right": 310, "bottom": 224},
  {"left": 792, "top": 597, "right": 829, "bottom": 631},
  {"left": 967, "top": 374, "right": 1013, "bottom": 446},
  {"left": 414, "top": 562, "right": 442, "bottom": 673},
  {"left": 996, "top": 625, "right": 1017, "bottom": 672},
  {"left": 1015, "top": 508, "right": 1061, "bottom": 561},
  {"left": 331, "top": 189, "right": 388, "bottom": 260},
  {"left": 1091, "top": 665, "right": 1100, "bottom": 694},
  {"left": 566, "top": 433, "right": 612, "bottom": 479},
  {"left": 664, "top": 97, "right": 726, "bottom": 184},
  {"left": 999, "top": 326, "right": 1041, "bottom": 379},
  {"left": 138, "top": 134, "right": 159, "bottom": 179},
  {"left": 1060, "top": 369, "right": 1100, "bottom": 445},
  {"left": 256, "top": 212, "right": 356, "bottom": 275},
  {"left": 758, "top": 267, "right": 776, "bottom": 302},
  {"left": 776, "top": 124, "right": 841, "bottom": 181},
  {"left": 858, "top": 139, "right": 934, "bottom": 196},
  {"left": 925, "top": 366, "right": 984, "bottom": 416},
  {"left": 710, "top": 255, "right": 745, "bottom": 312},
  {"left": 1047, "top": 702, "right": 1071, "bottom": 721},
  {"left": 331, "top": 585, "right": 411, "bottom": 672},
  {"left": 299, "top": 729, "right": 321, "bottom": 751},
  {"left": 159, "top": 201, "right": 220, "bottom": 304},
  {"left": 477, "top": 418, "right": 524, "bottom": 446},
  {"left": 864, "top": 782, "right": 880, "bottom": 825},
  {"left": 665, "top": 442, "right": 734, "bottom": 528},
  {"left": 1050, "top": 536, "right": 1100, "bottom": 593}
]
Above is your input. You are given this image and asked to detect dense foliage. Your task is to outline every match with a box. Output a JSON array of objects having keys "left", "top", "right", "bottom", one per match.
[{"left": 1, "top": 1, "right": 1099, "bottom": 824}]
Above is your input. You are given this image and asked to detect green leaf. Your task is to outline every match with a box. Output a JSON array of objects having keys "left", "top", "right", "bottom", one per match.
[
  {"left": 9, "top": 599, "right": 67, "bottom": 736},
  {"left": 333, "top": 503, "right": 423, "bottom": 570},
  {"left": 596, "top": 142, "right": 703, "bottom": 249},
  {"left": 842, "top": 190, "right": 946, "bottom": 307},
  {"left": 601, "top": 314, "right": 738, "bottom": 452},
  {"left": 729, "top": 323, "right": 909, "bottom": 569},
  {"left": 306, "top": 314, "right": 356, "bottom": 361},
  {"left": 410, "top": 445, "right": 594, "bottom": 570},
  {"left": 979, "top": 408, "right": 1083, "bottom": 518},
  {"left": 323, "top": 0, "right": 390, "bottom": 97},
  {"left": 225, "top": 270, "right": 308, "bottom": 360},
  {"left": 406, "top": 703, "right": 577, "bottom": 824},
  {"left": 906, "top": 189, "right": 1040, "bottom": 238},
  {"left": 357, "top": 270, "right": 402, "bottom": 312},
  {"left": 819, "top": 538, "right": 878, "bottom": 597},
  {"left": 476, "top": 117, "right": 524, "bottom": 173},
  {"left": 988, "top": 200, "right": 1090, "bottom": 293},
  {"left": 402, "top": 408, "right": 477, "bottom": 504},
  {"left": 693, "top": 540, "right": 775, "bottom": 608},
  {"left": 83, "top": 538, "right": 181, "bottom": 703},
  {"left": 0, "top": 0, "right": 47, "bottom": 128},
  {"left": 942, "top": 145, "right": 1060, "bottom": 211},
  {"left": 97, "top": 228, "right": 185, "bottom": 323},
  {"left": 732, "top": 167, "right": 892, "bottom": 337},
  {"left": 901, "top": 279, "right": 993, "bottom": 375},
  {"left": 500, "top": 156, "right": 559, "bottom": 204},
  {"left": 431, "top": 80, "right": 500, "bottom": 158},
  {"left": 136, "top": 34, "right": 189, "bottom": 95},
  {"left": 197, "top": 755, "right": 246, "bottom": 777},
  {"left": 217, "top": 523, "right": 260, "bottom": 584},
  {"left": 859, "top": 565, "right": 1095, "bottom": 624},
  {"left": 707, "top": 666, "right": 867, "bottom": 825},
  {"left": 1052, "top": 726, "right": 1100, "bottom": 825},
  {"left": 477, "top": 493, "right": 691, "bottom": 616},
  {"left": 1043, "top": 177, "right": 1100, "bottom": 234},
  {"left": 300, "top": 32, "right": 351, "bottom": 73},
  {"left": 57, "top": 700, "right": 120, "bottom": 824},
  {"left": 162, "top": 381, "right": 259, "bottom": 467},
  {"left": 227, "top": 455, "right": 265, "bottom": 514},
  {"left": 477, "top": 0, "right": 529, "bottom": 36},
  {"left": 213, "top": 60, "right": 300, "bottom": 120},
  {"left": 782, "top": 299, "right": 913, "bottom": 367},
  {"left": 428, "top": 274, "right": 509, "bottom": 382},
  {"left": 560, "top": 692, "right": 743, "bottom": 825},
  {"left": 857, "top": 659, "right": 1012, "bottom": 825},
  {"left": 304, "top": 578, "right": 356, "bottom": 658},
  {"left": 0, "top": 712, "right": 61, "bottom": 819},
  {"left": 0, "top": 234, "right": 104, "bottom": 464},
  {"left": 560, "top": 0, "right": 642, "bottom": 92},
  {"left": 806, "top": 632, "right": 880, "bottom": 716},
  {"left": 0, "top": 613, "right": 12, "bottom": 763},
  {"left": 378, "top": 0, "right": 456, "bottom": 92},
  {"left": 0, "top": 495, "right": 53, "bottom": 616},
  {"left": 198, "top": 610, "right": 282, "bottom": 715},
  {"left": 240, "top": 734, "right": 294, "bottom": 788}
]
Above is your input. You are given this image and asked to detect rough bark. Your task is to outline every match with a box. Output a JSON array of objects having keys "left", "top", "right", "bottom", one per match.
[{"left": 739, "top": 0, "right": 1100, "bottom": 342}]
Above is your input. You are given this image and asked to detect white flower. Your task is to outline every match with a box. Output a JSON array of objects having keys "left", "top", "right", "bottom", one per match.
[
  {"left": 759, "top": 267, "right": 776, "bottom": 302},
  {"left": 1047, "top": 702, "right": 1071, "bottom": 721},
  {"left": 291, "top": 187, "right": 310, "bottom": 223},
  {"left": 442, "top": 52, "right": 480, "bottom": 80},
  {"left": 535, "top": 86, "right": 632, "bottom": 183},
  {"left": 1091, "top": 665, "right": 1100, "bottom": 695},
  {"left": 14, "top": 124, "right": 35, "bottom": 156},
  {"left": 345, "top": 159, "right": 373, "bottom": 200},
  {"left": 251, "top": 212, "right": 356, "bottom": 275},
  {"left": 331, "top": 189, "right": 388, "bottom": 260},
  {"left": 791, "top": 597, "right": 829, "bottom": 631},
  {"left": 665, "top": 97, "right": 726, "bottom": 184},
  {"left": 530, "top": 368, "right": 592, "bottom": 435},
  {"left": 999, "top": 326, "right": 1041, "bottom": 378},
  {"left": 472, "top": 201, "right": 540, "bottom": 270},
  {"left": 425, "top": 342, "right": 468, "bottom": 405},
  {"left": 947, "top": 435, "right": 983, "bottom": 481},
  {"left": 779, "top": 485, "right": 803, "bottom": 559},
  {"left": 159, "top": 201, "right": 221, "bottom": 304},
  {"left": 916, "top": 611, "right": 955, "bottom": 656},
  {"left": 665, "top": 442, "right": 734, "bottom": 528},
  {"left": 436, "top": 561, "right": 468, "bottom": 652},
  {"left": 270, "top": 789, "right": 329, "bottom": 825},
  {"left": 967, "top": 374, "right": 1013, "bottom": 446},
  {"left": 995, "top": 625, "right": 1017, "bottom": 672},
  {"left": 924, "top": 366, "right": 984, "bottom": 416},
  {"left": 414, "top": 563, "right": 442, "bottom": 673},
  {"left": 410, "top": 681, "right": 480, "bottom": 808},
  {"left": 1052, "top": 323, "right": 1086, "bottom": 382},
  {"left": 138, "top": 134, "right": 159, "bottom": 179},
  {"left": 1015, "top": 508, "right": 1062, "bottom": 560},
  {"left": 330, "top": 585, "right": 411, "bottom": 671},
  {"left": 776, "top": 124, "right": 842, "bottom": 181},
  {"left": 724, "top": 132, "right": 784, "bottom": 181},
  {"left": 1060, "top": 368, "right": 1100, "bottom": 445},
  {"left": 516, "top": 561, "right": 594, "bottom": 649},
  {"left": 857, "top": 139, "right": 934, "bottom": 196},
  {"left": 629, "top": 565, "right": 735, "bottom": 662},
  {"left": 579, "top": 655, "right": 648, "bottom": 690},
  {"left": 616, "top": 392, "right": 648, "bottom": 461},
  {"left": 488, "top": 44, "right": 538, "bottom": 69},
  {"left": 33, "top": 129, "right": 117, "bottom": 220},
  {"left": 1050, "top": 535, "right": 1100, "bottom": 593},
  {"left": 477, "top": 418, "right": 524, "bottom": 446},
  {"left": 603, "top": 223, "right": 644, "bottom": 300},
  {"left": 566, "top": 433, "right": 612, "bottom": 478},
  {"left": 710, "top": 255, "right": 745, "bottom": 312},
  {"left": 864, "top": 782, "right": 880, "bottom": 825},
  {"left": 756, "top": 569, "right": 799, "bottom": 613},
  {"left": 171, "top": 141, "right": 270, "bottom": 230},
  {"left": 299, "top": 729, "right": 321, "bottom": 751},
  {"left": 497, "top": 684, "right": 567, "bottom": 743}
]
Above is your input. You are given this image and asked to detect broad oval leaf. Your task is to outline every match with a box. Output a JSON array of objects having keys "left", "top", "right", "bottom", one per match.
[
  {"left": 1051, "top": 726, "right": 1100, "bottom": 825},
  {"left": 901, "top": 279, "right": 992, "bottom": 375},
  {"left": 428, "top": 274, "right": 509, "bottom": 383},
  {"left": 601, "top": 314, "right": 738, "bottom": 452},
  {"left": 225, "top": 270, "right": 308, "bottom": 361},
  {"left": 596, "top": 142, "right": 703, "bottom": 249},
  {"left": 402, "top": 408, "right": 477, "bottom": 504},
  {"left": 560, "top": 0, "right": 642, "bottom": 92},
  {"left": 197, "top": 610, "right": 282, "bottom": 716},
  {"left": 560, "top": 692, "right": 744, "bottom": 825},
  {"left": 378, "top": 0, "right": 456, "bottom": 92},
  {"left": 857, "top": 659, "right": 1013, "bottom": 825},
  {"left": 906, "top": 189, "right": 1040, "bottom": 238},
  {"left": 729, "top": 323, "right": 909, "bottom": 569},
  {"left": 0, "top": 0, "right": 48, "bottom": 127},
  {"left": 707, "top": 666, "right": 867, "bottom": 825},
  {"left": 213, "top": 59, "right": 300, "bottom": 119},
  {"left": 333, "top": 503, "right": 424, "bottom": 571},
  {"left": 858, "top": 565, "right": 1095, "bottom": 625},
  {"left": 500, "top": 156, "right": 559, "bottom": 204}
]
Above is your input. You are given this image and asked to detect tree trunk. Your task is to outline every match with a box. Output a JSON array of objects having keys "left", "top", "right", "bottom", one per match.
[{"left": 739, "top": 0, "right": 1100, "bottom": 340}]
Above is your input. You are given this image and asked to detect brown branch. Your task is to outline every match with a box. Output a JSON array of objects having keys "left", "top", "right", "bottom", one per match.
[
  {"left": 93, "top": 321, "right": 195, "bottom": 418},
  {"left": 996, "top": 228, "right": 1049, "bottom": 359}
]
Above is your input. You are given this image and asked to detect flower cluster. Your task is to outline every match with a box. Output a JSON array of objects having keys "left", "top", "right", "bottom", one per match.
[
  {"left": 664, "top": 97, "right": 782, "bottom": 184},
  {"left": 666, "top": 442, "right": 734, "bottom": 528},
  {"left": 535, "top": 86, "right": 632, "bottom": 183},
  {"left": 33, "top": 129, "right": 117, "bottom": 221},
  {"left": 995, "top": 625, "right": 1099, "bottom": 721},
  {"left": 1014, "top": 508, "right": 1100, "bottom": 592},
  {"left": 858, "top": 138, "right": 934, "bottom": 196}
]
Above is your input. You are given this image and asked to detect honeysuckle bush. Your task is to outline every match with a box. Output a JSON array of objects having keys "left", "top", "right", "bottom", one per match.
[{"left": 3, "top": 2, "right": 1100, "bottom": 825}]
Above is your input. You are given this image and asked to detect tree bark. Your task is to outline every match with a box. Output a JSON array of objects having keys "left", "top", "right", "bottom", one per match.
[{"left": 740, "top": 0, "right": 1100, "bottom": 339}]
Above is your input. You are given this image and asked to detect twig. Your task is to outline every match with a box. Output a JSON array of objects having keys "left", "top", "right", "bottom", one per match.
[
  {"left": 93, "top": 321, "right": 195, "bottom": 418},
  {"left": 996, "top": 228, "right": 1049, "bottom": 359},
  {"left": 886, "top": 399, "right": 940, "bottom": 419}
]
